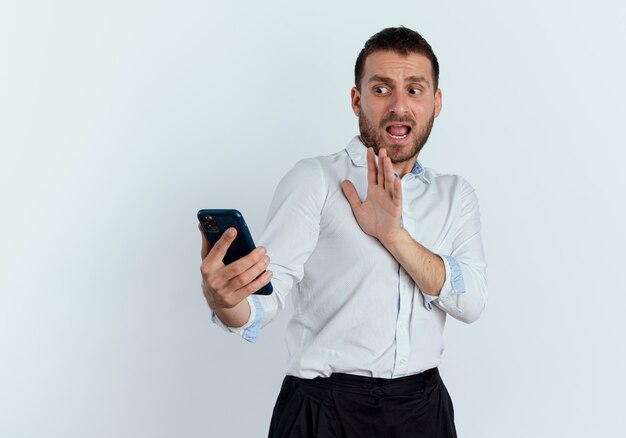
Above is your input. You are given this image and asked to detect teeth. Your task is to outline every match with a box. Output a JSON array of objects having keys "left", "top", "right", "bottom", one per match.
[{"left": 389, "top": 134, "right": 407, "bottom": 139}]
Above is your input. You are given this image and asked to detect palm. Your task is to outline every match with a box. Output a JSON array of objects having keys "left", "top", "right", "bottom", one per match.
[{"left": 342, "top": 148, "right": 403, "bottom": 245}]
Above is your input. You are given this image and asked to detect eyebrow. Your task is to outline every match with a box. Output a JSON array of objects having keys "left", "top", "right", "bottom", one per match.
[
  {"left": 406, "top": 75, "right": 430, "bottom": 86},
  {"left": 367, "top": 74, "right": 431, "bottom": 87}
]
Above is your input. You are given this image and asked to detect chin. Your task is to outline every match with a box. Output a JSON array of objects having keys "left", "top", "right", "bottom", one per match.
[{"left": 388, "top": 143, "right": 421, "bottom": 163}]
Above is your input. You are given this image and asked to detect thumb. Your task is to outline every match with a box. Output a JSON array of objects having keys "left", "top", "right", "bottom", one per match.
[{"left": 341, "top": 180, "right": 362, "bottom": 212}]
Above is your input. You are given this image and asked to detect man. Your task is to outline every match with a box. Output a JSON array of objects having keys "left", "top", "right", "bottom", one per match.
[{"left": 199, "top": 27, "right": 487, "bottom": 437}]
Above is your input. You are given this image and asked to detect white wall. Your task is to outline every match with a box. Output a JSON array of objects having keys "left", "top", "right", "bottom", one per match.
[{"left": 1, "top": 1, "right": 625, "bottom": 436}]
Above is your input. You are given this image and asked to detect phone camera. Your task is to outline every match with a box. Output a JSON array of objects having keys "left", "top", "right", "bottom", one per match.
[{"left": 202, "top": 216, "right": 220, "bottom": 233}]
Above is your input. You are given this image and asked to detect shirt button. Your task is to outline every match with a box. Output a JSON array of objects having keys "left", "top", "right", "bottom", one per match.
[{"left": 399, "top": 358, "right": 406, "bottom": 365}]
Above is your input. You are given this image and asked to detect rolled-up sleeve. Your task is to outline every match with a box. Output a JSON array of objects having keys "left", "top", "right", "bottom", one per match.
[
  {"left": 433, "top": 178, "right": 488, "bottom": 323},
  {"left": 211, "top": 295, "right": 264, "bottom": 342}
]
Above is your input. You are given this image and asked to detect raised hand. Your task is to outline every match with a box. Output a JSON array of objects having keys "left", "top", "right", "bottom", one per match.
[{"left": 341, "top": 147, "right": 403, "bottom": 246}]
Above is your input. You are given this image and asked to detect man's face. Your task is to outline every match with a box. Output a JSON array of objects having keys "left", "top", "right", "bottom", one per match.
[{"left": 351, "top": 50, "right": 442, "bottom": 164}]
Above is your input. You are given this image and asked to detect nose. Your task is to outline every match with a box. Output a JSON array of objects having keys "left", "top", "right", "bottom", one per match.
[{"left": 389, "top": 91, "right": 410, "bottom": 115}]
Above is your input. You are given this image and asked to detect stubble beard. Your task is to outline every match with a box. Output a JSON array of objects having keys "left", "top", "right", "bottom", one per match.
[{"left": 358, "top": 112, "right": 435, "bottom": 164}]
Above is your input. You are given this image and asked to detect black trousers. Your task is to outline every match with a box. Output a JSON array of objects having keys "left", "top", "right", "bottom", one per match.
[{"left": 268, "top": 368, "right": 457, "bottom": 438}]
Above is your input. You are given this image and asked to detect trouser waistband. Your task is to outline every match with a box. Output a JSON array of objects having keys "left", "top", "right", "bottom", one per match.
[{"left": 285, "top": 367, "right": 438, "bottom": 396}]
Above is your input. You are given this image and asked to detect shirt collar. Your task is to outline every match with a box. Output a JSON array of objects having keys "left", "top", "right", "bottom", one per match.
[{"left": 345, "top": 136, "right": 430, "bottom": 183}]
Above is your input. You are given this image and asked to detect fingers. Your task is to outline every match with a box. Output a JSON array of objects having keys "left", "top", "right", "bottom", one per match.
[
  {"left": 202, "top": 246, "right": 272, "bottom": 308},
  {"left": 341, "top": 180, "right": 362, "bottom": 211},
  {"left": 225, "top": 252, "right": 270, "bottom": 291},
  {"left": 199, "top": 224, "right": 211, "bottom": 259},
  {"left": 360, "top": 147, "right": 398, "bottom": 200},
  {"left": 378, "top": 148, "right": 386, "bottom": 189},
  {"left": 206, "top": 268, "right": 273, "bottom": 310},
  {"left": 231, "top": 260, "right": 273, "bottom": 303},
  {"left": 206, "top": 227, "right": 237, "bottom": 264},
  {"left": 376, "top": 148, "right": 397, "bottom": 198},
  {"left": 367, "top": 147, "right": 377, "bottom": 186},
  {"left": 382, "top": 151, "right": 395, "bottom": 196},
  {"left": 393, "top": 175, "right": 402, "bottom": 206},
  {"left": 234, "top": 270, "right": 273, "bottom": 302},
  {"left": 220, "top": 246, "right": 267, "bottom": 281}
]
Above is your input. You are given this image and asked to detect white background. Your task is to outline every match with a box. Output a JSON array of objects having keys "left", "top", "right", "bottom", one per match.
[{"left": 1, "top": 0, "right": 625, "bottom": 436}]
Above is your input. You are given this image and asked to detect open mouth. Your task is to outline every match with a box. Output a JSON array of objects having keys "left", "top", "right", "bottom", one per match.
[{"left": 385, "top": 125, "right": 412, "bottom": 140}]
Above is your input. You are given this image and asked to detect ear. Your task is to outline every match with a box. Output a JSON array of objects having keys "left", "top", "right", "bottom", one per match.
[
  {"left": 350, "top": 87, "right": 361, "bottom": 117},
  {"left": 434, "top": 88, "right": 442, "bottom": 118}
]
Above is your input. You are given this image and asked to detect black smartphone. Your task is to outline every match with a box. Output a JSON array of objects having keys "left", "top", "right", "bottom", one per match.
[{"left": 197, "top": 209, "right": 273, "bottom": 295}]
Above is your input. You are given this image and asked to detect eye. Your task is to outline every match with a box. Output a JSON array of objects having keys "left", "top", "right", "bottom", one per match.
[
  {"left": 374, "top": 86, "right": 390, "bottom": 95},
  {"left": 409, "top": 87, "right": 422, "bottom": 95}
]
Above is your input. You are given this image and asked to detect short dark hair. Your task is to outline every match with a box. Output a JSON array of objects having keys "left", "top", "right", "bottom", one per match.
[{"left": 354, "top": 26, "right": 440, "bottom": 92}]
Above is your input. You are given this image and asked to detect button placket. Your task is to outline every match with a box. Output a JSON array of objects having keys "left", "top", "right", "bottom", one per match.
[
  {"left": 393, "top": 268, "right": 412, "bottom": 375},
  {"left": 394, "top": 206, "right": 415, "bottom": 376}
]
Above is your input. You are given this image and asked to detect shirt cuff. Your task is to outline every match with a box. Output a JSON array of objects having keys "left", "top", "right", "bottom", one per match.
[
  {"left": 211, "top": 295, "right": 265, "bottom": 343},
  {"left": 422, "top": 255, "right": 466, "bottom": 311}
]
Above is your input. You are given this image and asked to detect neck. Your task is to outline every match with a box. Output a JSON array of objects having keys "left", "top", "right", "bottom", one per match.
[{"left": 392, "top": 156, "right": 418, "bottom": 178}]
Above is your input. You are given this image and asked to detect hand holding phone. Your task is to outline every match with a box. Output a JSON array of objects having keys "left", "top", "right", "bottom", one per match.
[
  {"left": 198, "top": 226, "right": 271, "bottom": 328},
  {"left": 198, "top": 209, "right": 273, "bottom": 296}
]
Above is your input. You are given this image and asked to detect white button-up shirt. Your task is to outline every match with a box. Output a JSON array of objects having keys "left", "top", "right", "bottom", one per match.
[{"left": 213, "top": 137, "right": 488, "bottom": 379}]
